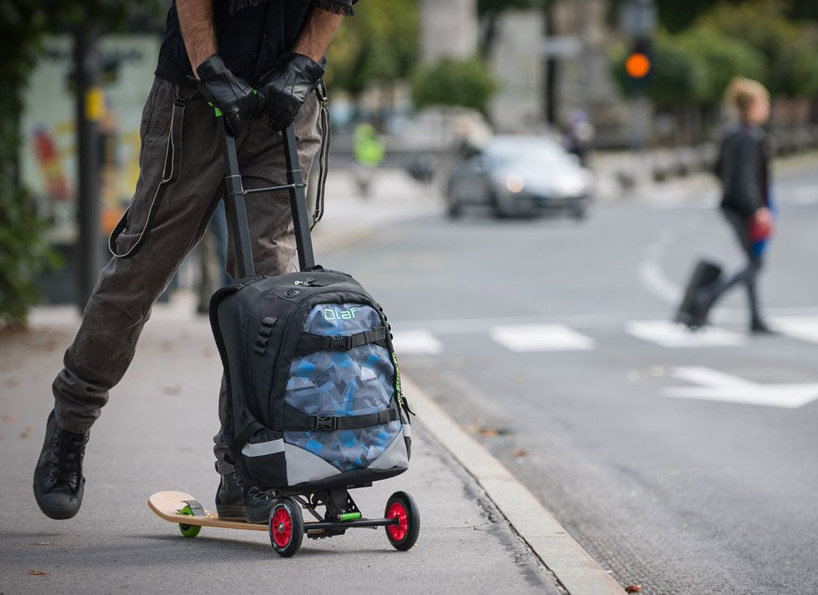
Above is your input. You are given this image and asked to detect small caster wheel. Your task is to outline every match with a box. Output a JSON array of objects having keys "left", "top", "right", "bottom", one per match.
[
  {"left": 385, "top": 491, "right": 420, "bottom": 551},
  {"left": 178, "top": 505, "right": 202, "bottom": 538},
  {"left": 269, "top": 497, "right": 303, "bottom": 557}
]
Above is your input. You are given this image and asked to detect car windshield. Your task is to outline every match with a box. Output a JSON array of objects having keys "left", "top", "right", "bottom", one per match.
[{"left": 485, "top": 139, "right": 576, "bottom": 169}]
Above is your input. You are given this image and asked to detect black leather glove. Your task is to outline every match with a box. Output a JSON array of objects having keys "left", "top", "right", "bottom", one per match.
[
  {"left": 257, "top": 53, "right": 325, "bottom": 131},
  {"left": 196, "top": 54, "right": 261, "bottom": 136}
]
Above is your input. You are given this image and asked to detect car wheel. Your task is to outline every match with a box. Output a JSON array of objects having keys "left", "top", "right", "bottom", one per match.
[
  {"left": 491, "top": 193, "right": 509, "bottom": 219},
  {"left": 570, "top": 204, "right": 588, "bottom": 221},
  {"left": 446, "top": 187, "right": 463, "bottom": 219}
]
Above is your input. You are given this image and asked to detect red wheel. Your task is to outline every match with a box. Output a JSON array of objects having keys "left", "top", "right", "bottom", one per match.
[
  {"left": 269, "top": 498, "right": 303, "bottom": 557},
  {"left": 384, "top": 491, "right": 419, "bottom": 551}
]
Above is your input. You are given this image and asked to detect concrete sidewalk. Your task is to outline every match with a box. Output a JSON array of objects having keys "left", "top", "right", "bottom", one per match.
[{"left": 0, "top": 305, "right": 563, "bottom": 594}]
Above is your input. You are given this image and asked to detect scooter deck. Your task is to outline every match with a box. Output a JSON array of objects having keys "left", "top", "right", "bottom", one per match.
[{"left": 148, "top": 490, "right": 267, "bottom": 532}]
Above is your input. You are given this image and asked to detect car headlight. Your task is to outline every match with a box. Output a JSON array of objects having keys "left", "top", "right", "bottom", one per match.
[{"left": 505, "top": 173, "right": 525, "bottom": 194}]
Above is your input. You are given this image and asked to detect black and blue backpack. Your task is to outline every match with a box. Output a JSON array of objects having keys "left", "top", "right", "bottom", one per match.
[{"left": 210, "top": 126, "right": 412, "bottom": 492}]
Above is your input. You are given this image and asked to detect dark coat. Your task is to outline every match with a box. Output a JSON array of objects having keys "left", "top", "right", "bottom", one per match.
[{"left": 715, "top": 124, "right": 769, "bottom": 218}]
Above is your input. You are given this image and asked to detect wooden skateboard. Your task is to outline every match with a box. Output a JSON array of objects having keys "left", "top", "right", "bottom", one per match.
[{"left": 148, "top": 489, "right": 419, "bottom": 557}]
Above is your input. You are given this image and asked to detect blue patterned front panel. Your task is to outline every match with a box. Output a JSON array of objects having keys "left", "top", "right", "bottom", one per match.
[{"left": 284, "top": 303, "right": 399, "bottom": 471}]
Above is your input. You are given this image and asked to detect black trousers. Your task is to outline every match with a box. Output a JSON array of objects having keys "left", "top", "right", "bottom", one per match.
[{"left": 708, "top": 208, "right": 764, "bottom": 324}]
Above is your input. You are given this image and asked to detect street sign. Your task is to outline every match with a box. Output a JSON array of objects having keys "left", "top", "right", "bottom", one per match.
[
  {"left": 619, "top": 0, "right": 657, "bottom": 38},
  {"left": 664, "top": 367, "right": 818, "bottom": 409},
  {"left": 541, "top": 36, "right": 582, "bottom": 58}
]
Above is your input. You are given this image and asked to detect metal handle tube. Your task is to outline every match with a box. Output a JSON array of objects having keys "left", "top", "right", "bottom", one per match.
[
  {"left": 283, "top": 125, "right": 315, "bottom": 271},
  {"left": 220, "top": 120, "right": 255, "bottom": 279}
]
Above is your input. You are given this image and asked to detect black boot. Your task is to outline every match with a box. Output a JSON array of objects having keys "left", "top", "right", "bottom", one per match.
[
  {"left": 215, "top": 466, "right": 245, "bottom": 521},
  {"left": 215, "top": 469, "right": 275, "bottom": 524},
  {"left": 751, "top": 318, "right": 776, "bottom": 335},
  {"left": 33, "top": 410, "right": 89, "bottom": 520}
]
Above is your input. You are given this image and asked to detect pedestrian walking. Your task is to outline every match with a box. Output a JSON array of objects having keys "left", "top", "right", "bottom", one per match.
[
  {"left": 679, "top": 77, "right": 775, "bottom": 333},
  {"left": 33, "top": 0, "right": 356, "bottom": 524}
]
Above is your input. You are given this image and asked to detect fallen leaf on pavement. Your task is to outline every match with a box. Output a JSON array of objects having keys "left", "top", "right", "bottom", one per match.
[
  {"left": 28, "top": 570, "right": 49, "bottom": 576},
  {"left": 163, "top": 385, "right": 182, "bottom": 396},
  {"left": 478, "top": 425, "right": 511, "bottom": 438},
  {"left": 625, "top": 585, "right": 642, "bottom": 593},
  {"left": 1, "top": 414, "right": 17, "bottom": 423},
  {"left": 512, "top": 448, "right": 527, "bottom": 458},
  {"left": 20, "top": 426, "right": 32, "bottom": 439}
]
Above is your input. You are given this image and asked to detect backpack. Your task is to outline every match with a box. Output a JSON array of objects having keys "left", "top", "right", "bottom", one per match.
[{"left": 210, "top": 125, "right": 411, "bottom": 492}]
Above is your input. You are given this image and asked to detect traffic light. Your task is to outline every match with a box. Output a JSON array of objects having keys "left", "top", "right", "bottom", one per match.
[{"left": 624, "top": 38, "right": 652, "bottom": 82}]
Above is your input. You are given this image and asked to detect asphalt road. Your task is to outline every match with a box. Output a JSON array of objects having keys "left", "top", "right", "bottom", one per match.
[{"left": 321, "top": 161, "right": 818, "bottom": 594}]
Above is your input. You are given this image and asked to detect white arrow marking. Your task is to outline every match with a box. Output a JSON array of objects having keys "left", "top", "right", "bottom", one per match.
[{"left": 664, "top": 366, "right": 818, "bottom": 408}]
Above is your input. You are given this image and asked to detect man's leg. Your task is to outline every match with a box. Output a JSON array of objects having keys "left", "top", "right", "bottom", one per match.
[
  {"left": 36, "top": 79, "right": 225, "bottom": 519},
  {"left": 213, "top": 92, "right": 323, "bottom": 476}
]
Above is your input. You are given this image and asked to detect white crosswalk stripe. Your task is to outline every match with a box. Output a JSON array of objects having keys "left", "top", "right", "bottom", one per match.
[
  {"left": 391, "top": 329, "right": 443, "bottom": 355},
  {"left": 771, "top": 316, "right": 818, "bottom": 345},
  {"left": 625, "top": 320, "right": 746, "bottom": 348},
  {"left": 393, "top": 315, "right": 818, "bottom": 356},
  {"left": 489, "top": 324, "right": 596, "bottom": 352}
]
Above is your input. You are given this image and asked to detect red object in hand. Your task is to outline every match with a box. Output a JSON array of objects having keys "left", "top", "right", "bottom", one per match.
[{"left": 749, "top": 208, "right": 773, "bottom": 242}]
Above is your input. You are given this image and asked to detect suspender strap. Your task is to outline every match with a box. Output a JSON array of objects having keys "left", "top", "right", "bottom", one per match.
[
  {"left": 283, "top": 405, "right": 400, "bottom": 432},
  {"left": 109, "top": 87, "right": 193, "bottom": 259},
  {"left": 295, "top": 326, "right": 387, "bottom": 356}
]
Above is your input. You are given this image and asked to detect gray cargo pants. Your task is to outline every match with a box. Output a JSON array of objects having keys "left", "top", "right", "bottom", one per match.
[{"left": 52, "top": 77, "right": 322, "bottom": 474}]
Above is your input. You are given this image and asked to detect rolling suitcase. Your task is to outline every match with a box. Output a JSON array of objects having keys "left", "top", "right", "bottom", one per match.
[{"left": 674, "top": 259, "right": 722, "bottom": 329}]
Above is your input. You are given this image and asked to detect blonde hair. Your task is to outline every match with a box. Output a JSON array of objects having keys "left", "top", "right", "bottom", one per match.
[{"left": 725, "top": 77, "right": 769, "bottom": 118}]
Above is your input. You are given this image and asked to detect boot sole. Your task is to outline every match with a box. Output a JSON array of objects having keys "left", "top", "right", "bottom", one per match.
[
  {"left": 33, "top": 482, "right": 83, "bottom": 520},
  {"left": 215, "top": 503, "right": 246, "bottom": 522}
]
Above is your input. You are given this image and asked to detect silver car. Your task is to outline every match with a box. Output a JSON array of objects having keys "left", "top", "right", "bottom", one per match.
[{"left": 445, "top": 136, "right": 594, "bottom": 219}]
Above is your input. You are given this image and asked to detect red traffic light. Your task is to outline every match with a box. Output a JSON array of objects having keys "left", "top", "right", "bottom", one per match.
[{"left": 625, "top": 52, "right": 651, "bottom": 79}]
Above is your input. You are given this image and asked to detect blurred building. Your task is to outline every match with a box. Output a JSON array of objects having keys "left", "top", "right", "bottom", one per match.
[
  {"left": 485, "top": 0, "right": 628, "bottom": 144},
  {"left": 488, "top": 10, "right": 544, "bottom": 132},
  {"left": 420, "top": 0, "right": 478, "bottom": 62}
]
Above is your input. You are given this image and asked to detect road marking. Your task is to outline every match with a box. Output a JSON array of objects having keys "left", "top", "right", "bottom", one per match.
[
  {"left": 490, "top": 324, "right": 595, "bottom": 352},
  {"left": 406, "top": 377, "right": 625, "bottom": 594},
  {"left": 638, "top": 215, "right": 701, "bottom": 304},
  {"left": 771, "top": 316, "right": 818, "bottom": 345},
  {"left": 391, "top": 329, "right": 443, "bottom": 355},
  {"left": 664, "top": 366, "right": 818, "bottom": 408},
  {"left": 626, "top": 320, "right": 745, "bottom": 348}
]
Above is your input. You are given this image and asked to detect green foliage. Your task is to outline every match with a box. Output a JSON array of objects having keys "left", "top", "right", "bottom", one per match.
[
  {"left": 608, "top": 0, "right": 818, "bottom": 34},
  {"left": 411, "top": 57, "right": 497, "bottom": 114},
  {"left": 610, "top": 1, "right": 818, "bottom": 106},
  {"left": 326, "top": 0, "right": 419, "bottom": 97},
  {"left": 677, "top": 28, "right": 767, "bottom": 103},
  {"left": 697, "top": 0, "right": 818, "bottom": 98},
  {"left": 0, "top": 1, "right": 161, "bottom": 325}
]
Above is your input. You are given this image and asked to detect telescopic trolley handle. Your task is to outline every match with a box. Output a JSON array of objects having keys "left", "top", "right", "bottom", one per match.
[{"left": 219, "top": 119, "right": 316, "bottom": 279}]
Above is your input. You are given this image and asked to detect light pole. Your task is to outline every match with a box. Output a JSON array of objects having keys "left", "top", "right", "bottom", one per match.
[{"left": 73, "top": 25, "right": 102, "bottom": 311}]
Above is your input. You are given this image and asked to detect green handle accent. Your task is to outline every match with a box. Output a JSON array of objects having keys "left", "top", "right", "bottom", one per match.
[
  {"left": 207, "top": 102, "right": 223, "bottom": 118},
  {"left": 339, "top": 512, "right": 362, "bottom": 522}
]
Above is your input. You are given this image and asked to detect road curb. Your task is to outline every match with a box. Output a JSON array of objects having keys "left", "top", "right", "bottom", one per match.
[{"left": 405, "top": 377, "right": 624, "bottom": 595}]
